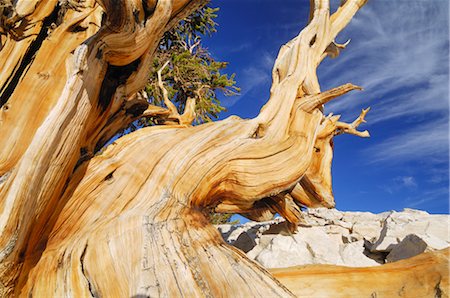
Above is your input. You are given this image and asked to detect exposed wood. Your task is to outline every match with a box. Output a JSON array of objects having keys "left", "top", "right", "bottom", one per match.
[
  {"left": 156, "top": 59, "right": 196, "bottom": 125},
  {"left": 290, "top": 107, "right": 370, "bottom": 210},
  {"left": 0, "top": 0, "right": 370, "bottom": 296},
  {"left": 271, "top": 248, "right": 450, "bottom": 298},
  {"left": 0, "top": 0, "right": 207, "bottom": 295}
]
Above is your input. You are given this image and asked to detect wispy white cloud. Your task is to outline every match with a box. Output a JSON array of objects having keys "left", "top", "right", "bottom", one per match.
[
  {"left": 382, "top": 176, "right": 418, "bottom": 194},
  {"left": 321, "top": 1, "right": 449, "bottom": 123},
  {"left": 404, "top": 187, "right": 449, "bottom": 209},
  {"left": 367, "top": 74, "right": 448, "bottom": 123},
  {"left": 222, "top": 41, "right": 254, "bottom": 54},
  {"left": 427, "top": 167, "right": 450, "bottom": 185},
  {"left": 260, "top": 51, "right": 275, "bottom": 70},
  {"left": 397, "top": 176, "right": 417, "bottom": 188},
  {"left": 223, "top": 66, "right": 270, "bottom": 107},
  {"left": 317, "top": 0, "right": 449, "bottom": 185},
  {"left": 224, "top": 51, "right": 274, "bottom": 108},
  {"left": 364, "top": 118, "right": 449, "bottom": 164}
]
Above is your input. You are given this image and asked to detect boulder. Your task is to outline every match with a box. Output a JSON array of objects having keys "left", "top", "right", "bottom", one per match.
[
  {"left": 385, "top": 234, "right": 428, "bottom": 262},
  {"left": 368, "top": 209, "right": 450, "bottom": 253},
  {"left": 218, "top": 208, "right": 450, "bottom": 268},
  {"left": 340, "top": 240, "right": 380, "bottom": 267},
  {"left": 254, "top": 236, "right": 314, "bottom": 268}
]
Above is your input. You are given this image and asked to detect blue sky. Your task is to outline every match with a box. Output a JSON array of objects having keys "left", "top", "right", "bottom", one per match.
[{"left": 203, "top": 0, "right": 449, "bottom": 214}]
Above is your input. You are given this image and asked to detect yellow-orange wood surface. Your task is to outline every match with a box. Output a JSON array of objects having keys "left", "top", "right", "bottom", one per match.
[
  {"left": 271, "top": 248, "right": 450, "bottom": 298},
  {"left": 0, "top": 0, "right": 374, "bottom": 296}
]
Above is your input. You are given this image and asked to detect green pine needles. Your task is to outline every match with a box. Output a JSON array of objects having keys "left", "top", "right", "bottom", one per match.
[{"left": 142, "top": 6, "right": 239, "bottom": 126}]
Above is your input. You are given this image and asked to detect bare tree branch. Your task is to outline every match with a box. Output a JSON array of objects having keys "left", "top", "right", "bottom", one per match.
[{"left": 335, "top": 107, "right": 371, "bottom": 137}]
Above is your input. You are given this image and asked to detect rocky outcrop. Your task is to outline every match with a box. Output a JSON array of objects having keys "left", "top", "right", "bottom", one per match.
[
  {"left": 270, "top": 248, "right": 449, "bottom": 298},
  {"left": 217, "top": 208, "right": 450, "bottom": 268}
]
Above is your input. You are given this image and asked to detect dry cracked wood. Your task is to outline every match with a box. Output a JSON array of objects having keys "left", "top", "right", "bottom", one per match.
[
  {"left": 0, "top": 0, "right": 368, "bottom": 296},
  {"left": 271, "top": 248, "right": 450, "bottom": 298},
  {"left": 0, "top": 0, "right": 207, "bottom": 294}
]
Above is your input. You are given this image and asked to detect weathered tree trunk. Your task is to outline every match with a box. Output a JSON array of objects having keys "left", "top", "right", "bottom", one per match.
[
  {"left": 271, "top": 248, "right": 450, "bottom": 298},
  {"left": 0, "top": 0, "right": 368, "bottom": 296}
]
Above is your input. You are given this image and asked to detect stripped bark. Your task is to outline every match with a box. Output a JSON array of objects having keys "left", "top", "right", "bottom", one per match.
[
  {"left": 0, "top": 0, "right": 368, "bottom": 296},
  {"left": 271, "top": 248, "right": 450, "bottom": 298}
]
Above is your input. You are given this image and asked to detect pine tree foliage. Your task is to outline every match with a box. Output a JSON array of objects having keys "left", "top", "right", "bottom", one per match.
[{"left": 141, "top": 6, "right": 239, "bottom": 126}]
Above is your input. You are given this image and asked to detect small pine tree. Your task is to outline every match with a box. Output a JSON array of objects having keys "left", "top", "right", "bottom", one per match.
[{"left": 131, "top": 6, "right": 239, "bottom": 129}]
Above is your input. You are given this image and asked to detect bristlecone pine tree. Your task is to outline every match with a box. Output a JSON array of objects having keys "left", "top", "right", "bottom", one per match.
[
  {"left": 137, "top": 5, "right": 239, "bottom": 129},
  {"left": 0, "top": 0, "right": 369, "bottom": 296}
]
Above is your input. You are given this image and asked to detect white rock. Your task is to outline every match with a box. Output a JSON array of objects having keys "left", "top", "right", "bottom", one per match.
[
  {"left": 296, "top": 227, "right": 345, "bottom": 265},
  {"left": 341, "top": 211, "right": 386, "bottom": 223},
  {"left": 254, "top": 236, "right": 314, "bottom": 268},
  {"left": 340, "top": 240, "right": 380, "bottom": 267},
  {"left": 425, "top": 216, "right": 450, "bottom": 244},
  {"left": 402, "top": 208, "right": 429, "bottom": 215},
  {"left": 216, "top": 224, "right": 233, "bottom": 234},
  {"left": 421, "top": 235, "right": 449, "bottom": 250},
  {"left": 306, "top": 208, "right": 343, "bottom": 223},
  {"left": 218, "top": 208, "right": 450, "bottom": 268},
  {"left": 247, "top": 234, "right": 274, "bottom": 259},
  {"left": 352, "top": 222, "right": 382, "bottom": 242},
  {"left": 324, "top": 224, "right": 350, "bottom": 237},
  {"left": 369, "top": 211, "right": 449, "bottom": 253}
]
